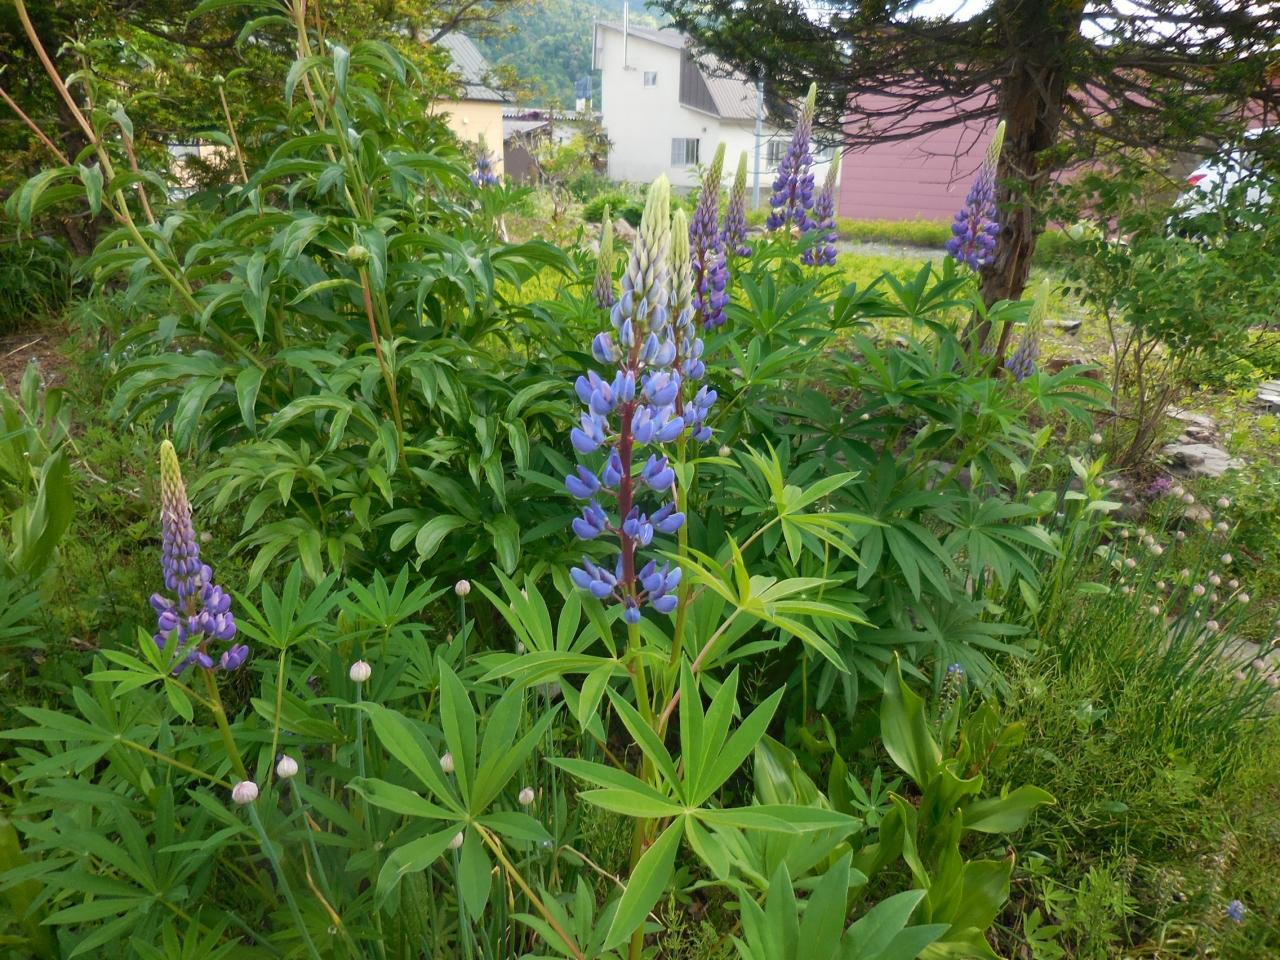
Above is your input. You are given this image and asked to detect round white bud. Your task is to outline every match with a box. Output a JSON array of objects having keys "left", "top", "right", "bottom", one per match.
[
  {"left": 276, "top": 755, "right": 299, "bottom": 779},
  {"left": 518, "top": 787, "right": 535, "bottom": 806},
  {"left": 448, "top": 831, "right": 465, "bottom": 850},
  {"left": 231, "top": 780, "right": 259, "bottom": 805},
  {"left": 454, "top": 579, "right": 472, "bottom": 597},
  {"left": 349, "top": 660, "right": 372, "bottom": 684},
  {"left": 440, "top": 751, "right": 455, "bottom": 774}
]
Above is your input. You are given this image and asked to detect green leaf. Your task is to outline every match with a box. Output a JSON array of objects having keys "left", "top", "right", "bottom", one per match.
[
  {"left": 603, "top": 819, "right": 683, "bottom": 950},
  {"left": 880, "top": 658, "right": 941, "bottom": 786},
  {"left": 437, "top": 659, "right": 477, "bottom": 809},
  {"left": 376, "top": 826, "right": 463, "bottom": 905},
  {"left": 962, "top": 786, "right": 1054, "bottom": 834},
  {"left": 458, "top": 828, "right": 491, "bottom": 917},
  {"left": 413, "top": 514, "right": 467, "bottom": 561}
]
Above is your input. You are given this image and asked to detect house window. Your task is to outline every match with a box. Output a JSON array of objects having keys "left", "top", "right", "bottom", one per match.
[
  {"left": 643, "top": 71, "right": 658, "bottom": 87},
  {"left": 671, "top": 138, "right": 700, "bottom": 166},
  {"left": 766, "top": 139, "right": 787, "bottom": 168}
]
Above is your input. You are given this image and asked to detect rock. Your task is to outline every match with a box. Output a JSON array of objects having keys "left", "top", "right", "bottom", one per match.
[
  {"left": 1161, "top": 442, "right": 1244, "bottom": 478},
  {"left": 1048, "top": 318, "right": 1083, "bottom": 334},
  {"left": 1256, "top": 380, "right": 1280, "bottom": 411},
  {"left": 1167, "top": 408, "right": 1218, "bottom": 434},
  {"left": 613, "top": 218, "right": 637, "bottom": 244}
]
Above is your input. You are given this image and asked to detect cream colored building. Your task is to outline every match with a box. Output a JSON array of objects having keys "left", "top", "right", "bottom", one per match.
[{"left": 435, "top": 34, "right": 507, "bottom": 172}]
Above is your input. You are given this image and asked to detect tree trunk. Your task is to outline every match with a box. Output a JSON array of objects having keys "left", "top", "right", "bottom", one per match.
[{"left": 974, "top": 0, "right": 1084, "bottom": 358}]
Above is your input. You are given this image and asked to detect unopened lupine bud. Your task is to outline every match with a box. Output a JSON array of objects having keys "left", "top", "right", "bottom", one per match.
[
  {"left": 454, "top": 579, "right": 471, "bottom": 597},
  {"left": 346, "top": 244, "right": 370, "bottom": 266},
  {"left": 440, "top": 752, "right": 454, "bottom": 774},
  {"left": 276, "top": 755, "right": 299, "bottom": 779},
  {"left": 448, "top": 831, "right": 464, "bottom": 850},
  {"left": 518, "top": 787, "right": 535, "bottom": 806},
  {"left": 349, "top": 660, "right": 372, "bottom": 683},
  {"left": 232, "top": 781, "right": 259, "bottom": 805},
  {"left": 721, "top": 151, "right": 752, "bottom": 257}
]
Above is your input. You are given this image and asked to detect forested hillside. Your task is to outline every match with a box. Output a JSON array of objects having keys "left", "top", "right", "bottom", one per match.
[{"left": 475, "top": 0, "right": 660, "bottom": 107}]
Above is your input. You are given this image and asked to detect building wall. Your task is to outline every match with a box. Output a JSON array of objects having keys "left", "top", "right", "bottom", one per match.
[
  {"left": 838, "top": 97, "right": 991, "bottom": 222},
  {"left": 596, "top": 27, "right": 836, "bottom": 198},
  {"left": 438, "top": 99, "right": 506, "bottom": 172}
]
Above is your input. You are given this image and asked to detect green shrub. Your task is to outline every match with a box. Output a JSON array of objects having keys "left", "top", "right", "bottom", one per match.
[{"left": 0, "top": 236, "right": 73, "bottom": 331}]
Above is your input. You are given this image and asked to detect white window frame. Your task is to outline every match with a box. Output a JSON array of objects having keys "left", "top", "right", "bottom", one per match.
[{"left": 670, "top": 137, "right": 700, "bottom": 166}]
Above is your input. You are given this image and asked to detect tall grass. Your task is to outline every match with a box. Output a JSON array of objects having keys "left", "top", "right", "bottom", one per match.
[{"left": 0, "top": 236, "right": 73, "bottom": 332}]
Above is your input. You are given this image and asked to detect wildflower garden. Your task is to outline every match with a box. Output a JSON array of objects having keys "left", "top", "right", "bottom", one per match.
[{"left": 3, "top": 2, "right": 1280, "bottom": 959}]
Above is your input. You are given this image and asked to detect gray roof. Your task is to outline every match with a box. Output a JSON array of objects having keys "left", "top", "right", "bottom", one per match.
[
  {"left": 437, "top": 33, "right": 505, "bottom": 103},
  {"left": 596, "top": 21, "right": 758, "bottom": 122}
]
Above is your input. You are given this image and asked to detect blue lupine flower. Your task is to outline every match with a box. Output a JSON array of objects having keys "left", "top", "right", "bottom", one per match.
[
  {"left": 721, "top": 151, "right": 752, "bottom": 257},
  {"left": 470, "top": 141, "right": 500, "bottom": 187},
  {"left": 767, "top": 84, "right": 818, "bottom": 233},
  {"left": 670, "top": 208, "right": 717, "bottom": 443},
  {"left": 154, "top": 440, "right": 245, "bottom": 675},
  {"left": 1226, "top": 899, "right": 1246, "bottom": 923},
  {"left": 690, "top": 144, "right": 730, "bottom": 329},
  {"left": 566, "top": 177, "right": 692, "bottom": 619},
  {"left": 1004, "top": 279, "right": 1048, "bottom": 382},
  {"left": 945, "top": 121, "right": 1005, "bottom": 270},
  {"left": 801, "top": 161, "right": 840, "bottom": 267},
  {"left": 595, "top": 212, "right": 616, "bottom": 309}
]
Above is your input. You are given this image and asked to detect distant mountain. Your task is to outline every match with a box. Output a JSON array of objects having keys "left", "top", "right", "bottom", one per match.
[{"left": 474, "top": 0, "right": 661, "bottom": 109}]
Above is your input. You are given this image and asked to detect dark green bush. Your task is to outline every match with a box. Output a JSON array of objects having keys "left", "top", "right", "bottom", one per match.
[{"left": 0, "top": 236, "right": 73, "bottom": 331}]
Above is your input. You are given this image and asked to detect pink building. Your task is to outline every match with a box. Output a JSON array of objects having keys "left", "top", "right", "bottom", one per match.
[{"left": 838, "top": 97, "right": 993, "bottom": 222}]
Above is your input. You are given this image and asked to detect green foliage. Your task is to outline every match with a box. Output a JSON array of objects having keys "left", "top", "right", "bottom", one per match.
[
  {"left": 0, "top": 238, "right": 73, "bottom": 331},
  {"left": 0, "top": 363, "right": 73, "bottom": 581},
  {"left": 864, "top": 659, "right": 1054, "bottom": 958}
]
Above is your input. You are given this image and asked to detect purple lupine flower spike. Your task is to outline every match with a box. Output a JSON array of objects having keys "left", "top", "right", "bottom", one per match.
[
  {"left": 470, "top": 139, "right": 500, "bottom": 188},
  {"left": 1004, "top": 279, "right": 1047, "bottom": 382},
  {"left": 945, "top": 121, "right": 1005, "bottom": 271},
  {"left": 594, "top": 211, "right": 617, "bottom": 309},
  {"left": 766, "top": 83, "right": 818, "bottom": 233},
  {"left": 155, "top": 440, "right": 243, "bottom": 675},
  {"left": 565, "top": 177, "right": 692, "bottom": 621},
  {"left": 801, "top": 160, "right": 840, "bottom": 267},
  {"left": 670, "top": 209, "right": 716, "bottom": 443},
  {"left": 690, "top": 143, "right": 729, "bottom": 329},
  {"left": 721, "top": 151, "right": 752, "bottom": 257}
]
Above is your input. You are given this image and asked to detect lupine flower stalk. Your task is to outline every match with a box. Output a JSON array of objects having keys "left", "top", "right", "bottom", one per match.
[
  {"left": 801, "top": 160, "right": 840, "bottom": 266},
  {"left": 470, "top": 139, "right": 500, "bottom": 188},
  {"left": 594, "top": 209, "right": 616, "bottom": 309},
  {"left": 1005, "top": 279, "right": 1048, "bottom": 382},
  {"left": 669, "top": 209, "right": 716, "bottom": 442},
  {"left": 151, "top": 440, "right": 245, "bottom": 674},
  {"left": 567, "top": 177, "right": 687, "bottom": 623},
  {"left": 690, "top": 143, "right": 729, "bottom": 329},
  {"left": 945, "top": 120, "right": 1005, "bottom": 270},
  {"left": 766, "top": 83, "right": 818, "bottom": 232},
  {"left": 721, "top": 150, "right": 751, "bottom": 257}
]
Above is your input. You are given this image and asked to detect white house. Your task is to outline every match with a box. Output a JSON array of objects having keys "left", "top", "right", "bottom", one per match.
[{"left": 591, "top": 20, "right": 838, "bottom": 198}]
